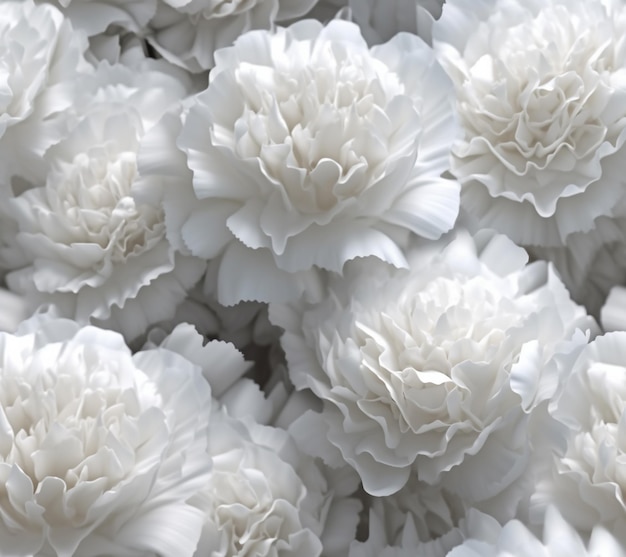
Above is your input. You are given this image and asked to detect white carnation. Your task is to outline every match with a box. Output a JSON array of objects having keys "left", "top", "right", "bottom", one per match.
[
  {"left": 270, "top": 231, "right": 595, "bottom": 499},
  {"left": 531, "top": 331, "right": 626, "bottom": 534},
  {"left": 0, "top": 1, "right": 88, "bottom": 184},
  {"left": 5, "top": 62, "right": 205, "bottom": 341},
  {"left": 0, "top": 316, "right": 213, "bottom": 556},
  {"left": 433, "top": 0, "right": 626, "bottom": 248},
  {"left": 145, "top": 19, "right": 459, "bottom": 305}
]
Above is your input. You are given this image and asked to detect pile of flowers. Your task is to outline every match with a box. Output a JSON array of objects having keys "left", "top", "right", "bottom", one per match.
[{"left": 2, "top": 0, "right": 626, "bottom": 554}]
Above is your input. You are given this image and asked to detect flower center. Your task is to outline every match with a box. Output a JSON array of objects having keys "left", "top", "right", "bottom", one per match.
[
  {"left": 48, "top": 149, "right": 164, "bottom": 262},
  {"left": 457, "top": 2, "right": 624, "bottom": 180},
  {"left": 0, "top": 344, "right": 156, "bottom": 492},
  {"left": 230, "top": 48, "right": 404, "bottom": 213},
  {"left": 353, "top": 275, "right": 525, "bottom": 428}
]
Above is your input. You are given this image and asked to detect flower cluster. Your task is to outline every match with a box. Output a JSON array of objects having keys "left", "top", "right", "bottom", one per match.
[{"left": 3, "top": 0, "right": 626, "bottom": 555}]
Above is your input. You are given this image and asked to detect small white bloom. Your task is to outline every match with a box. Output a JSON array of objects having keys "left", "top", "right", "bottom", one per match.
[
  {"left": 433, "top": 0, "right": 626, "bottom": 248},
  {"left": 5, "top": 62, "right": 205, "bottom": 341},
  {"left": 270, "top": 231, "right": 595, "bottom": 498},
  {"left": 192, "top": 409, "right": 361, "bottom": 557},
  {"left": 0, "top": 1, "right": 88, "bottom": 184},
  {"left": 147, "top": 19, "right": 459, "bottom": 305},
  {"left": 448, "top": 506, "right": 626, "bottom": 557},
  {"left": 0, "top": 316, "right": 213, "bottom": 556},
  {"left": 531, "top": 331, "right": 626, "bottom": 534},
  {"left": 147, "top": 0, "right": 318, "bottom": 72}
]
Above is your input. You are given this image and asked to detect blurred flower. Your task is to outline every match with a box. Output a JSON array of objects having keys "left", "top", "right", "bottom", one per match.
[
  {"left": 146, "top": 19, "right": 459, "bottom": 305},
  {"left": 4, "top": 62, "right": 205, "bottom": 341},
  {"left": 37, "top": 0, "right": 157, "bottom": 36},
  {"left": 433, "top": 0, "right": 626, "bottom": 248},
  {"left": 448, "top": 506, "right": 626, "bottom": 557},
  {"left": 348, "top": 482, "right": 467, "bottom": 557},
  {"left": 153, "top": 322, "right": 361, "bottom": 557},
  {"left": 0, "top": 1, "right": 88, "bottom": 184},
  {"left": 146, "top": 0, "right": 318, "bottom": 72},
  {"left": 270, "top": 231, "right": 595, "bottom": 499},
  {"left": 531, "top": 331, "right": 626, "bottom": 534},
  {"left": 0, "top": 315, "right": 213, "bottom": 556},
  {"left": 350, "top": 0, "right": 444, "bottom": 45}
]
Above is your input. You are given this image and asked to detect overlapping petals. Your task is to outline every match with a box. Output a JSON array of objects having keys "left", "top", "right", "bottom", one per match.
[
  {"left": 0, "top": 316, "right": 213, "bottom": 556},
  {"left": 433, "top": 0, "right": 626, "bottom": 247},
  {"left": 271, "top": 231, "right": 595, "bottom": 498},
  {"left": 146, "top": 19, "right": 460, "bottom": 305},
  {"left": 4, "top": 62, "right": 204, "bottom": 340}
]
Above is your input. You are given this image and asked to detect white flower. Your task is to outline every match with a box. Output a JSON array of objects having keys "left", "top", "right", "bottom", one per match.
[
  {"left": 153, "top": 323, "right": 362, "bottom": 557},
  {"left": 531, "top": 331, "right": 626, "bottom": 534},
  {"left": 270, "top": 231, "right": 595, "bottom": 498},
  {"left": 0, "top": 315, "right": 213, "bottom": 556},
  {"left": 448, "top": 506, "right": 626, "bottom": 557},
  {"left": 37, "top": 0, "right": 157, "bottom": 36},
  {"left": 145, "top": 19, "right": 459, "bottom": 305},
  {"left": 191, "top": 409, "right": 360, "bottom": 557},
  {"left": 5, "top": 62, "right": 205, "bottom": 341},
  {"left": 146, "top": 0, "right": 318, "bottom": 72},
  {"left": 350, "top": 0, "right": 444, "bottom": 45},
  {"left": 0, "top": 1, "right": 88, "bottom": 184},
  {"left": 433, "top": 0, "right": 626, "bottom": 248}
]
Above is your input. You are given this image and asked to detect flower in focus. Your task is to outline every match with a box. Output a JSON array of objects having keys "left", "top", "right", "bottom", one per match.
[
  {"left": 433, "top": 0, "right": 626, "bottom": 248},
  {"left": 0, "top": 315, "right": 213, "bottom": 556},
  {"left": 448, "top": 506, "right": 626, "bottom": 557},
  {"left": 146, "top": 0, "right": 319, "bottom": 72},
  {"left": 270, "top": 231, "right": 595, "bottom": 499},
  {"left": 4, "top": 62, "right": 205, "bottom": 341},
  {"left": 146, "top": 19, "right": 459, "bottom": 305},
  {"left": 0, "top": 1, "right": 88, "bottom": 185},
  {"left": 531, "top": 331, "right": 626, "bottom": 534}
]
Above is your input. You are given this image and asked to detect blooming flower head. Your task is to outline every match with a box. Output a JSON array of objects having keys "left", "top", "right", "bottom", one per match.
[
  {"left": 433, "top": 0, "right": 626, "bottom": 247},
  {"left": 0, "top": 315, "right": 213, "bottom": 556},
  {"left": 5, "top": 61, "right": 205, "bottom": 341},
  {"left": 532, "top": 331, "right": 626, "bottom": 534},
  {"left": 0, "top": 1, "right": 88, "bottom": 184},
  {"left": 147, "top": 18, "right": 459, "bottom": 306},
  {"left": 271, "top": 231, "right": 595, "bottom": 498}
]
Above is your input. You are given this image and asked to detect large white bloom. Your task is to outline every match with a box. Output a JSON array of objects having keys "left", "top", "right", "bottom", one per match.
[
  {"left": 0, "top": 316, "right": 213, "bottom": 556},
  {"left": 147, "top": 0, "right": 318, "bottom": 72},
  {"left": 433, "top": 0, "right": 626, "bottom": 248},
  {"left": 448, "top": 506, "right": 626, "bottom": 557},
  {"left": 270, "top": 231, "right": 595, "bottom": 498},
  {"left": 5, "top": 62, "right": 205, "bottom": 341},
  {"left": 145, "top": 19, "right": 459, "bottom": 305},
  {"left": 0, "top": 1, "right": 88, "bottom": 185},
  {"left": 531, "top": 331, "right": 626, "bottom": 535}
]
